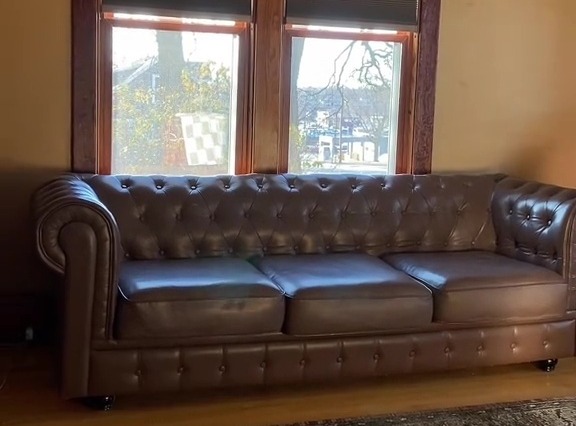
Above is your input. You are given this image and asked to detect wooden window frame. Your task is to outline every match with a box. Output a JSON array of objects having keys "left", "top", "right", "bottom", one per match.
[{"left": 72, "top": 0, "right": 440, "bottom": 175}]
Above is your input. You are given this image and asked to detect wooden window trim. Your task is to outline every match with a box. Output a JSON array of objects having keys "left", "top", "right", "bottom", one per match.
[
  {"left": 72, "top": 0, "right": 100, "bottom": 173},
  {"left": 72, "top": 0, "right": 441, "bottom": 175},
  {"left": 412, "top": 0, "right": 441, "bottom": 174}
]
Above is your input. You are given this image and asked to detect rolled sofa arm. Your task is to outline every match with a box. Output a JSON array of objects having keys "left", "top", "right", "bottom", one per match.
[
  {"left": 33, "top": 173, "right": 122, "bottom": 340},
  {"left": 492, "top": 177, "right": 576, "bottom": 310}
]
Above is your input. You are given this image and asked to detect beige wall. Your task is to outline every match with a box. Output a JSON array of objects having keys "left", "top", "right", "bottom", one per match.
[
  {"left": 0, "top": 0, "right": 70, "bottom": 297},
  {"left": 0, "top": 0, "right": 575, "bottom": 303},
  {"left": 433, "top": 0, "right": 576, "bottom": 188}
]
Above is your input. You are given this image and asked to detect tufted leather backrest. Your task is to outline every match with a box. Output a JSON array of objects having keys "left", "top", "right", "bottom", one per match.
[
  {"left": 492, "top": 177, "right": 576, "bottom": 276},
  {"left": 81, "top": 173, "right": 500, "bottom": 260}
]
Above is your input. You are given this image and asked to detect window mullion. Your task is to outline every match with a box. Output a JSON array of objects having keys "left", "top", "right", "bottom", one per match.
[{"left": 251, "top": 0, "right": 286, "bottom": 174}]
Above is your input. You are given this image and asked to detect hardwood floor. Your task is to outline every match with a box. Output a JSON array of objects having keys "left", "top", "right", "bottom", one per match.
[{"left": 1, "top": 347, "right": 576, "bottom": 425}]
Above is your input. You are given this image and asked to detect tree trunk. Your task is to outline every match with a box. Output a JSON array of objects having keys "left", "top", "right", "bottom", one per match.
[
  {"left": 156, "top": 31, "right": 185, "bottom": 90},
  {"left": 155, "top": 31, "right": 185, "bottom": 167}
]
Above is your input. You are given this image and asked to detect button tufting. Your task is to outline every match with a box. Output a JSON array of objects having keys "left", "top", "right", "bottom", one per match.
[
  {"left": 244, "top": 212, "right": 250, "bottom": 219},
  {"left": 125, "top": 253, "right": 130, "bottom": 258},
  {"left": 336, "top": 357, "right": 343, "bottom": 363},
  {"left": 477, "top": 345, "right": 484, "bottom": 351},
  {"left": 277, "top": 213, "right": 283, "bottom": 219},
  {"left": 444, "top": 347, "right": 451, "bottom": 354},
  {"left": 159, "top": 250, "right": 165, "bottom": 256},
  {"left": 156, "top": 185, "right": 163, "bottom": 190},
  {"left": 190, "top": 185, "right": 197, "bottom": 190},
  {"left": 509, "top": 209, "right": 513, "bottom": 215},
  {"left": 371, "top": 211, "right": 377, "bottom": 217},
  {"left": 195, "top": 249, "right": 201, "bottom": 255},
  {"left": 135, "top": 369, "right": 142, "bottom": 377},
  {"left": 409, "top": 350, "right": 416, "bottom": 358},
  {"left": 178, "top": 366, "right": 185, "bottom": 374},
  {"left": 219, "top": 365, "right": 226, "bottom": 373},
  {"left": 543, "top": 340, "right": 549, "bottom": 347},
  {"left": 299, "top": 359, "right": 306, "bottom": 366},
  {"left": 351, "top": 185, "right": 357, "bottom": 190},
  {"left": 373, "top": 353, "right": 380, "bottom": 360},
  {"left": 257, "top": 184, "right": 263, "bottom": 189},
  {"left": 121, "top": 184, "right": 128, "bottom": 189},
  {"left": 510, "top": 343, "right": 516, "bottom": 349},
  {"left": 321, "top": 183, "right": 327, "bottom": 188},
  {"left": 224, "top": 184, "right": 230, "bottom": 189},
  {"left": 260, "top": 361, "right": 266, "bottom": 368},
  {"left": 526, "top": 215, "right": 530, "bottom": 220},
  {"left": 309, "top": 213, "right": 315, "bottom": 219},
  {"left": 547, "top": 220, "right": 552, "bottom": 226},
  {"left": 289, "top": 184, "right": 295, "bottom": 189}
]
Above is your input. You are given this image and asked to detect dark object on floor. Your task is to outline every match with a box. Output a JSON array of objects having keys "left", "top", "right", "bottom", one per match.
[
  {"left": 284, "top": 398, "right": 576, "bottom": 425},
  {"left": 538, "top": 358, "right": 559, "bottom": 372},
  {"left": 82, "top": 395, "right": 115, "bottom": 411}
]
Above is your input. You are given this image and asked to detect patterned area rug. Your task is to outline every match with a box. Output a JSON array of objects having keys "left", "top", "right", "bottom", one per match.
[{"left": 285, "top": 398, "right": 576, "bottom": 425}]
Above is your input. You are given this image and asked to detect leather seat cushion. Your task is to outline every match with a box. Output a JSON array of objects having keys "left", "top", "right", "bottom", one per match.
[
  {"left": 383, "top": 251, "right": 567, "bottom": 324},
  {"left": 116, "top": 258, "right": 285, "bottom": 339},
  {"left": 252, "top": 253, "right": 433, "bottom": 335}
]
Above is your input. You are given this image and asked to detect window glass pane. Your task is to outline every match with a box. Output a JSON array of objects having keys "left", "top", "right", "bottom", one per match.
[
  {"left": 288, "top": 37, "right": 402, "bottom": 175},
  {"left": 112, "top": 26, "right": 239, "bottom": 175}
]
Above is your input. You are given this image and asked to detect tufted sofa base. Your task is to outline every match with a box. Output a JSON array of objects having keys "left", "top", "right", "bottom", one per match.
[{"left": 87, "top": 320, "right": 575, "bottom": 397}]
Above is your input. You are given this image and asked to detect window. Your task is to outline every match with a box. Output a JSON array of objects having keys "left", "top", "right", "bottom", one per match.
[
  {"left": 108, "top": 18, "right": 242, "bottom": 175},
  {"left": 286, "top": 28, "right": 408, "bottom": 175},
  {"left": 72, "top": 0, "right": 441, "bottom": 176}
]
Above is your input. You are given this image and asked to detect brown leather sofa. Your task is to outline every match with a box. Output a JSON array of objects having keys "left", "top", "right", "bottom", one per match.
[{"left": 33, "top": 173, "right": 576, "bottom": 410}]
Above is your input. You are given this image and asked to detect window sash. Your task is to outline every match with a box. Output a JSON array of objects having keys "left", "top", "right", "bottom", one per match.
[
  {"left": 282, "top": 29, "right": 412, "bottom": 174},
  {"left": 96, "top": 15, "right": 252, "bottom": 174}
]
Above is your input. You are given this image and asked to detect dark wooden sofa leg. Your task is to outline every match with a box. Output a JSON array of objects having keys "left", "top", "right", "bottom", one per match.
[
  {"left": 537, "top": 359, "right": 558, "bottom": 372},
  {"left": 82, "top": 395, "right": 116, "bottom": 411}
]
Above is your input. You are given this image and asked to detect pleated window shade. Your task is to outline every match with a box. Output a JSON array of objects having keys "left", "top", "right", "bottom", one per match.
[
  {"left": 102, "top": 0, "right": 252, "bottom": 21},
  {"left": 286, "top": 0, "right": 420, "bottom": 31}
]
